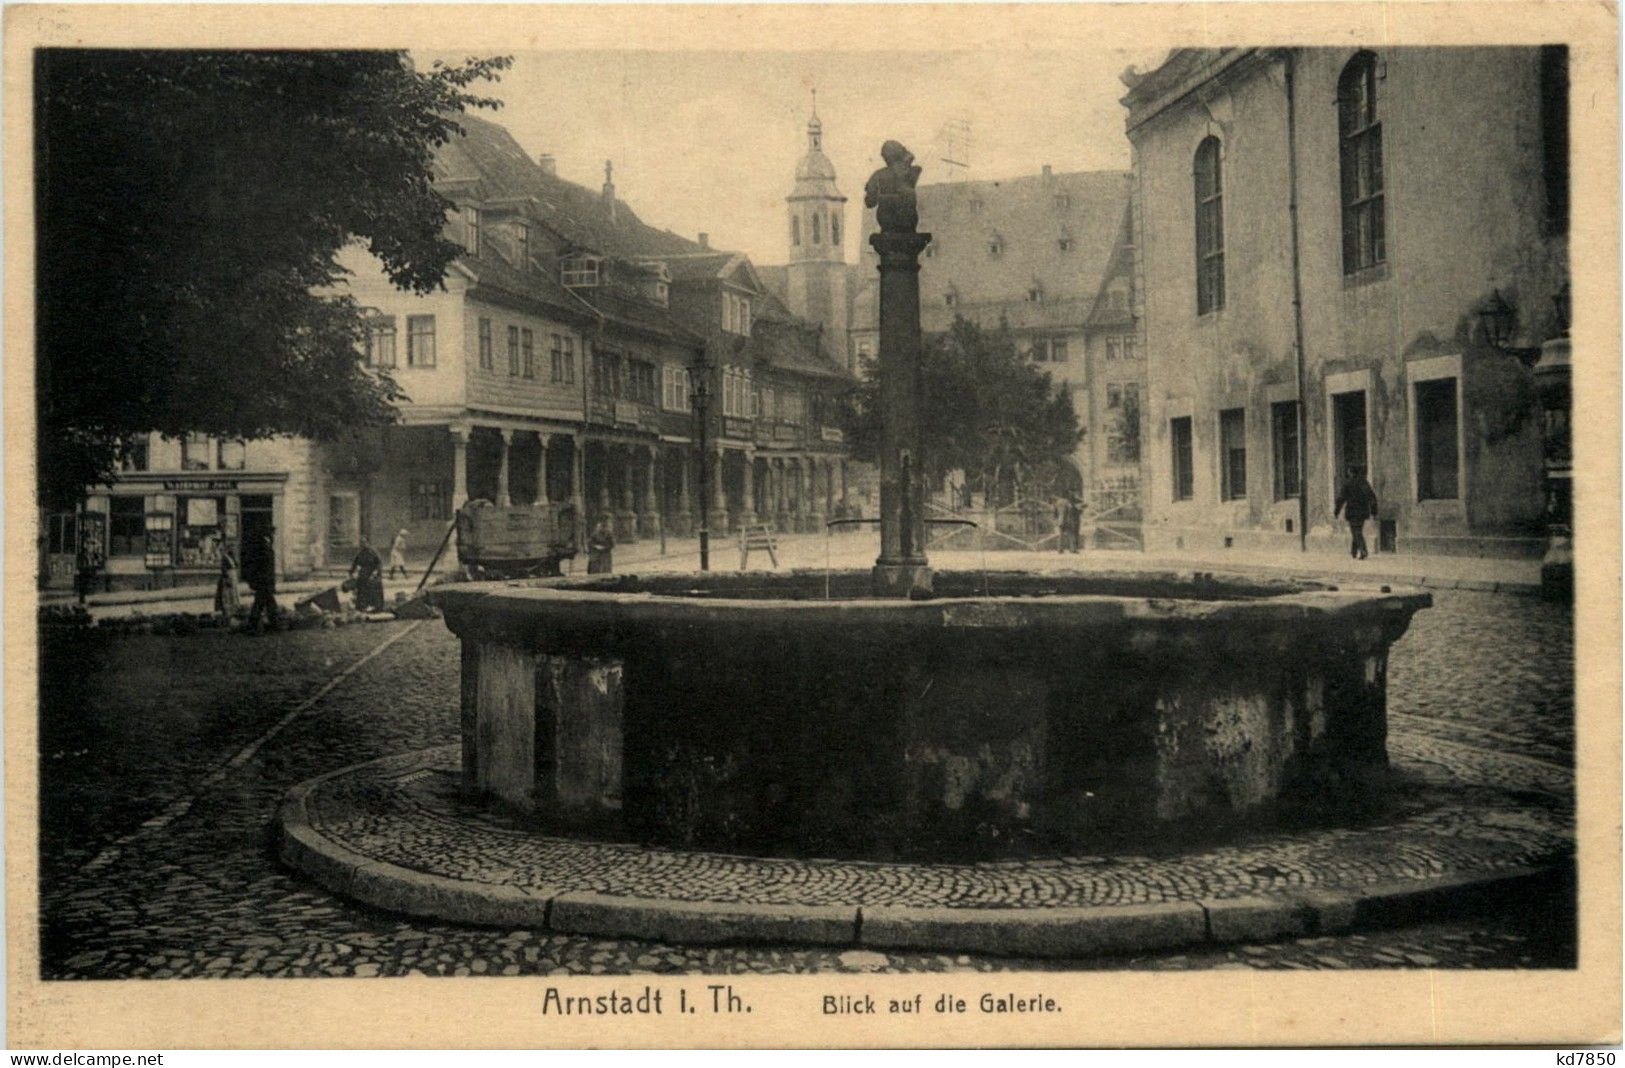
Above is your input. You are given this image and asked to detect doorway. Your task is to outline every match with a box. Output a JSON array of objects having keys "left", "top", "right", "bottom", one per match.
[
  {"left": 1330, "top": 390, "right": 1369, "bottom": 504},
  {"left": 240, "top": 495, "right": 275, "bottom": 579}
]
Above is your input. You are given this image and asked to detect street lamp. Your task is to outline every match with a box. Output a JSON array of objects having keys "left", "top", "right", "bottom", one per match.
[
  {"left": 688, "top": 346, "right": 712, "bottom": 572},
  {"left": 1532, "top": 282, "right": 1572, "bottom": 600},
  {"left": 1472, "top": 288, "right": 1543, "bottom": 366}
]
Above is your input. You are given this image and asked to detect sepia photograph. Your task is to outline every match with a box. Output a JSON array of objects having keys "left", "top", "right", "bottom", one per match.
[{"left": 7, "top": 1, "right": 1619, "bottom": 1050}]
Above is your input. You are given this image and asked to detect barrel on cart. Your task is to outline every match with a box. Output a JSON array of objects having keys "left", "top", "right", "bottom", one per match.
[{"left": 454, "top": 500, "right": 579, "bottom": 580}]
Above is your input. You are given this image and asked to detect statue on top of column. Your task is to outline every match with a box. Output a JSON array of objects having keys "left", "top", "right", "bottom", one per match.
[{"left": 865, "top": 141, "right": 922, "bottom": 234}]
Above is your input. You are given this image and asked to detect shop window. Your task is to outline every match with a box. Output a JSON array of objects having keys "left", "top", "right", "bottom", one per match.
[
  {"left": 176, "top": 496, "right": 226, "bottom": 568},
  {"left": 411, "top": 480, "right": 451, "bottom": 522},
  {"left": 1338, "top": 52, "right": 1386, "bottom": 273},
  {"left": 1415, "top": 378, "right": 1460, "bottom": 500},
  {"left": 217, "top": 439, "right": 246, "bottom": 471},
  {"left": 1194, "top": 137, "right": 1225, "bottom": 314},
  {"left": 1220, "top": 408, "right": 1247, "bottom": 500},
  {"left": 1271, "top": 401, "right": 1301, "bottom": 500},
  {"left": 1171, "top": 417, "right": 1194, "bottom": 501},
  {"left": 521, "top": 328, "right": 536, "bottom": 379},
  {"left": 364, "top": 317, "right": 397, "bottom": 368},
  {"left": 109, "top": 497, "right": 146, "bottom": 557},
  {"left": 478, "top": 318, "right": 493, "bottom": 370},
  {"left": 406, "top": 315, "right": 436, "bottom": 367},
  {"left": 181, "top": 433, "right": 213, "bottom": 471}
]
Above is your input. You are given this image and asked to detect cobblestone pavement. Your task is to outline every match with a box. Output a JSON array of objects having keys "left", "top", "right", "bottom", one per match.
[{"left": 38, "top": 589, "right": 1575, "bottom": 978}]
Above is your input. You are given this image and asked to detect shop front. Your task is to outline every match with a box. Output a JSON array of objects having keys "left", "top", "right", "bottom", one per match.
[{"left": 66, "top": 474, "right": 289, "bottom": 592}]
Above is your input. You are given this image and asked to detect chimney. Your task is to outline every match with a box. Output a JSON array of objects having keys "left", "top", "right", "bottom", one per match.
[
  {"left": 1042, "top": 164, "right": 1053, "bottom": 182},
  {"left": 538, "top": 153, "right": 557, "bottom": 177},
  {"left": 601, "top": 160, "right": 617, "bottom": 223},
  {"left": 698, "top": 232, "right": 710, "bottom": 249}
]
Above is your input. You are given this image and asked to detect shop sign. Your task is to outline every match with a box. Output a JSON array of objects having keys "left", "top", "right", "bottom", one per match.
[
  {"left": 821, "top": 427, "right": 845, "bottom": 443},
  {"left": 774, "top": 424, "right": 799, "bottom": 442},
  {"left": 162, "top": 479, "right": 240, "bottom": 491},
  {"left": 722, "top": 417, "right": 753, "bottom": 440},
  {"left": 613, "top": 400, "right": 642, "bottom": 426}
]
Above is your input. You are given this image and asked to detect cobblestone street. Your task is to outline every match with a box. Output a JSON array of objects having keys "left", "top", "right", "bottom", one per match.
[{"left": 37, "top": 585, "right": 1575, "bottom": 978}]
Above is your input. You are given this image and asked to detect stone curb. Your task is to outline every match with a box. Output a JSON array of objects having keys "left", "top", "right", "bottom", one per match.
[{"left": 277, "top": 765, "right": 1572, "bottom": 959}]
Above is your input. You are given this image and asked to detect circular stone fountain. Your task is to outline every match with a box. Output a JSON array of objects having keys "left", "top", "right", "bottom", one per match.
[{"left": 432, "top": 569, "right": 1428, "bottom": 861}]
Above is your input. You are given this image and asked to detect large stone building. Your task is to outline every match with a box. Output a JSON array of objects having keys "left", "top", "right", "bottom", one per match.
[
  {"left": 847, "top": 166, "right": 1140, "bottom": 501},
  {"left": 45, "top": 114, "right": 854, "bottom": 589},
  {"left": 1125, "top": 47, "right": 1569, "bottom": 558}
]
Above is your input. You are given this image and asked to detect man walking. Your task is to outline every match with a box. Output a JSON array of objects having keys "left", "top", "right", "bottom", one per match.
[
  {"left": 1334, "top": 466, "right": 1379, "bottom": 560},
  {"left": 246, "top": 533, "right": 280, "bottom": 632}
]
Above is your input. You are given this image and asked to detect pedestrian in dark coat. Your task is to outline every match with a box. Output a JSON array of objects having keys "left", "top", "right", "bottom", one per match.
[
  {"left": 1062, "top": 494, "right": 1083, "bottom": 554},
  {"left": 1334, "top": 467, "right": 1379, "bottom": 560},
  {"left": 246, "top": 534, "right": 280, "bottom": 631},
  {"left": 586, "top": 517, "right": 615, "bottom": 574},
  {"left": 349, "top": 537, "right": 386, "bottom": 612}
]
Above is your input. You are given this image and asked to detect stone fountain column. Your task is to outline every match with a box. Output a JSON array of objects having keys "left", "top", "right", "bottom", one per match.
[{"left": 870, "top": 228, "right": 933, "bottom": 597}]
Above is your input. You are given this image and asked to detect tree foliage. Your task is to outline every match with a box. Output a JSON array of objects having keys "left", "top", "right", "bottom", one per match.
[
  {"left": 35, "top": 49, "right": 511, "bottom": 508},
  {"left": 844, "top": 317, "right": 1082, "bottom": 504}
]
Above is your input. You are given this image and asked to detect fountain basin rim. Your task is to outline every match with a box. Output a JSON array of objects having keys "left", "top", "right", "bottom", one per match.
[{"left": 427, "top": 569, "right": 1432, "bottom": 621}]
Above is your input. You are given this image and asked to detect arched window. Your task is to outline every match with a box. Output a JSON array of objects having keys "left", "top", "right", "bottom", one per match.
[
  {"left": 791, "top": 216, "right": 801, "bottom": 246},
  {"left": 831, "top": 214, "right": 841, "bottom": 246},
  {"left": 1338, "top": 51, "right": 1385, "bottom": 273},
  {"left": 1193, "top": 137, "right": 1224, "bottom": 315},
  {"left": 812, "top": 213, "right": 823, "bottom": 244}
]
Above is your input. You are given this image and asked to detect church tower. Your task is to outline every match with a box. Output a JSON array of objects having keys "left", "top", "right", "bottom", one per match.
[{"left": 785, "top": 100, "right": 850, "bottom": 366}]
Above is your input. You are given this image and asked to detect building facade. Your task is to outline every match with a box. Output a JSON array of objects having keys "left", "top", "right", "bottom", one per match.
[
  {"left": 1125, "top": 47, "right": 1569, "bottom": 558},
  {"left": 848, "top": 166, "right": 1139, "bottom": 500},
  {"left": 46, "top": 113, "right": 854, "bottom": 589}
]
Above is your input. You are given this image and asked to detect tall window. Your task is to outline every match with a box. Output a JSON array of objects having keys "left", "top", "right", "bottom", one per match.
[
  {"left": 1338, "top": 52, "right": 1386, "bottom": 274},
  {"left": 507, "top": 325, "right": 520, "bottom": 376},
  {"left": 1194, "top": 137, "right": 1225, "bottom": 314},
  {"left": 521, "top": 328, "right": 536, "bottom": 379},
  {"left": 791, "top": 216, "right": 801, "bottom": 246},
  {"left": 406, "top": 315, "right": 436, "bottom": 367},
  {"left": 551, "top": 334, "right": 576, "bottom": 384},
  {"left": 464, "top": 207, "right": 480, "bottom": 256},
  {"left": 662, "top": 365, "right": 690, "bottom": 412},
  {"left": 478, "top": 318, "right": 493, "bottom": 370},
  {"left": 182, "top": 433, "right": 212, "bottom": 471},
  {"left": 1271, "top": 401, "right": 1301, "bottom": 500},
  {"left": 831, "top": 215, "right": 841, "bottom": 246},
  {"left": 1171, "top": 417, "right": 1194, "bottom": 501},
  {"left": 1415, "top": 378, "right": 1460, "bottom": 500},
  {"left": 1219, "top": 408, "right": 1247, "bottom": 500},
  {"left": 1542, "top": 45, "right": 1570, "bottom": 234},
  {"left": 364, "top": 317, "right": 397, "bottom": 368},
  {"left": 811, "top": 213, "right": 822, "bottom": 244},
  {"left": 628, "top": 360, "right": 656, "bottom": 404},
  {"left": 1107, "top": 384, "right": 1141, "bottom": 464},
  {"left": 411, "top": 480, "right": 450, "bottom": 521}
]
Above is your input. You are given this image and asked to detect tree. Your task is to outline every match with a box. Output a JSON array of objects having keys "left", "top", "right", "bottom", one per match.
[
  {"left": 34, "top": 49, "right": 512, "bottom": 509},
  {"left": 844, "top": 317, "right": 1082, "bottom": 505}
]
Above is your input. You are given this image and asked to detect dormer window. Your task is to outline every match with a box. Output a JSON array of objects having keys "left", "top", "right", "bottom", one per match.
[
  {"left": 1058, "top": 237, "right": 1074, "bottom": 253},
  {"left": 464, "top": 207, "right": 481, "bottom": 256},
  {"left": 988, "top": 236, "right": 1004, "bottom": 258},
  {"left": 1027, "top": 287, "right": 1044, "bottom": 304},
  {"left": 723, "top": 291, "right": 752, "bottom": 336},
  {"left": 561, "top": 254, "right": 602, "bottom": 288},
  {"left": 1054, "top": 193, "right": 1071, "bottom": 211},
  {"left": 515, "top": 223, "right": 530, "bottom": 268},
  {"left": 654, "top": 282, "right": 669, "bottom": 307},
  {"left": 944, "top": 291, "right": 957, "bottom": 308}
]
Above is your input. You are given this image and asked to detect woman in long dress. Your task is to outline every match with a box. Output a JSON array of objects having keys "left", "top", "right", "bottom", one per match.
[
  {"left": 215, "top": 537, "right": 242, "bottom": 621},
  {"left": 586, "top": 517, "right": 615, "bottom": 574}
]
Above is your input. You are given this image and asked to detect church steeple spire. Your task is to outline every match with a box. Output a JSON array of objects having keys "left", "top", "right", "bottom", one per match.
[{"left": 808, "top": 89, "right": 822, "bottom": 152}]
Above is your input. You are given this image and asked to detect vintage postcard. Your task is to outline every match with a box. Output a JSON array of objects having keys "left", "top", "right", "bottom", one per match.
[{"left": 4, "top": 1, "right": 1619, "bottom": 1050}]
